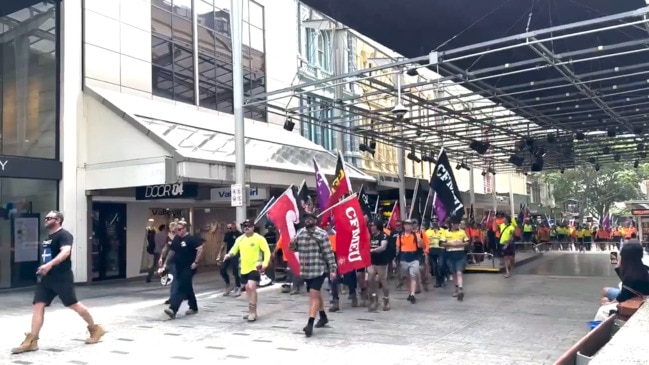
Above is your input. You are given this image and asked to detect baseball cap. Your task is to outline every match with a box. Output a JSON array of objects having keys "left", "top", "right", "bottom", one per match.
[
  {"left": 241, "top": 219, "right": 254, "bottom": 227},
  {"left": 402, "top": 219, "right": 415, "bottom": 225}
]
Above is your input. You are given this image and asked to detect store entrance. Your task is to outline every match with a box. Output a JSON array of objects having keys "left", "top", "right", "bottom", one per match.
[{"left": 91, "top": 202, "right": 127, "bottom": 281}]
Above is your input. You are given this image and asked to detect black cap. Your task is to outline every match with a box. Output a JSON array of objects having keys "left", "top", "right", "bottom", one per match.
[
  {"left": 241, "top": 219, "right": 253, "bottom": 227},
  {"left": 302, "top": 212, "right": 317, "bottom": 220}
]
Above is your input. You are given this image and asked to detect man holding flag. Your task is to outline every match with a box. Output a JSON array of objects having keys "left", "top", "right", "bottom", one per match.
[{"left": 290, "top": 213, "right": 337, "bottom": 338}]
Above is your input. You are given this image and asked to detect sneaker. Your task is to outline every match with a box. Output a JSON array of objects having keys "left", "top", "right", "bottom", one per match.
[
  {"left": 407, "top": 294, "right": 416, "bottom": 304},
  {"left": 85, "top": 324, "right": 106, "bottom": 344},
  {"left": 164, "top": 299, "right": 170, "bottom": 305},
  {"left": 233, "top": 288, "right": 242, "bottom": 298},
  {"left": 457, "top": 290, "right": 465, "bottom": 302},
  {"left": 223, "top": 286, "right": 233, "bottom": 296},
  {"left": 329, "top": 300, "right": 340, "bottom": 313},
  {"left": 11, "top": 333, "right": 38, "bottom": 354},
  {"left": 164, "top": 308, "right": 177, "bottom": 319},
  {"left": 185, "top": 309, "right": 198, "bottom": 316},
  {"left": 382, "top": 297, "right": 391, "bottom": 311}
]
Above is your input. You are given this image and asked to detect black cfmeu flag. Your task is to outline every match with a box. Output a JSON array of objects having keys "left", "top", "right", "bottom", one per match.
[
  {"left": 357, "top": 185, "right": 374, "bottom": 218},
  {"left": 430, "top": 149, "right": 465, "bottom": 223}
]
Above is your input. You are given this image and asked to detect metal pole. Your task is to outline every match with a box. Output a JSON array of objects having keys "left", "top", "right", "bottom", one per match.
[
  {"left": 231, "top": 0, "right": 246, "bottom": 224},
  {"left": 333, "top": 26, "right": 345, "bottom": 153},
  {"left": 191, "top": 0, "right": 200, "bottom": 107},
  {"left": 469, "top": 167, "right": 475, "bottom": 205},
  {"left": 509, "top": 173, "right": 515, "bottom": 218},
  {"left": 492, "top": 175, "right": 497, "bottom": 212},
  {"left": 398, "top": 146, "right": 407, "bottom": 221}
]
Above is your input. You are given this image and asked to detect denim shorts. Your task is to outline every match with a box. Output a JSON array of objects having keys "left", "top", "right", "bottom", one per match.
[{"left": 445, "top": 250, "right": 467, "bottom": 273}]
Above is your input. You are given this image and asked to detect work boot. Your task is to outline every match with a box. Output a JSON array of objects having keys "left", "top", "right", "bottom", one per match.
[
  {"left": 223, "top": 285, "right": 233, "bottom": 296},
  {"left": 351, "top": 294, "right": 359, "bottom": 307},
  {"left": 233, "top": 288, "right": 242, "bottom": 297},
  {"left": 382, "top": 297, "right": 391, "bottom": 311},
  {"left": 368, "top": 294, "right": 379, "bottom": 312},
  {"left": 452, "top": 288, "right": 459, "bottom": 297},
  {"left": 164, "top": 308, "right": 177, "bottom": 319},
  {"left": 329, "top": 300, "right": 340, "bottom": 313},
  {"left": 245, "top": 304, "right": 257, "bottom": 322},
  {"left": 281, "top": 285, "right": 291, "bottom": 293},
  {"left": 457, "top": 288, "right": 465, "bottom": 302},
  {"left": 85, "top": 324, "right": 106, "bottom": 344},
  {"left": 315, "top": 316, "right": 329, "bottom": 328},
  {"left": 360, "top": 290, "right": 368, "bottom": 307},
  {"left": 11, "top": 333, "right": 38, "bottom": 354},
  {"left": 303, "top": 323, "right": 313, "bottom": 338}
]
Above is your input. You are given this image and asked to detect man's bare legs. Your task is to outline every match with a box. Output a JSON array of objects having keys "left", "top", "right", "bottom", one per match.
[{"left": 245, "top": 280, "right": 258, "bottom": 322}]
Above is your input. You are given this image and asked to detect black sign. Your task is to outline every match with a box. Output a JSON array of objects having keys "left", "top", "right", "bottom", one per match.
[
  {"left": 135, "top": 183, "right": 198, "bottom": 201},
  {"left": 0, "top": 155, "right": 62, "bottom": 180},
  {"left": 631, "top": 209, "right": 649, "bottom": 216}
]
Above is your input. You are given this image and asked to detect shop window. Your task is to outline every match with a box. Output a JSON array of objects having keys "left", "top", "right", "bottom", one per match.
[
  {"left": 0, "top": 1, "right": 58, "bottom": 159},
  {"left": 0, "top": 178, "right": 58, "bottom": 289}
]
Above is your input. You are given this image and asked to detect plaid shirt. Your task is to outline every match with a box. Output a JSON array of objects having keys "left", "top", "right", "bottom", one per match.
[{"left": 289, "top": 226, "right": 337, "bottom": 280}]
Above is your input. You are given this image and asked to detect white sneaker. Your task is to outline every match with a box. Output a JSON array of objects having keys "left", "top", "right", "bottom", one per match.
[
  {"left": 223, "top": 286, "right": 233, "bottom": 297},
  {"left": 233, "top": 288, "right": 242, "bottom": 297}
]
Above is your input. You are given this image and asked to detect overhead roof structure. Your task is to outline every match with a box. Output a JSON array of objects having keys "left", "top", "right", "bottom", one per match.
[{"left": 246, "top": 0, "right": 649, "bottom": 173}]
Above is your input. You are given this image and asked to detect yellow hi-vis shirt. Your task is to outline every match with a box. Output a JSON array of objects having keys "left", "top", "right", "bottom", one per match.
[
  {"left": 499, "top": 222, "right": 516, "bottom": 244},
  {"left": 425, "top": 229, "right": 442, "bottom": 248},
  {"left": 523, "top": 224, "right": 533, "bottom": 233},
  {"left": 228, "top": 233, "right": 271, "bottom": 275}
]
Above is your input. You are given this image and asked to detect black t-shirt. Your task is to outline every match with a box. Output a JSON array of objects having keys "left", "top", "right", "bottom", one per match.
[
  {"left": 370, "top": 232, "right": 390, "bottom": 265},
  {"left": 170, "top": 234, "right": 202, "bottom": 270},
  {"left": 264, "top": 231, "right": 277, "bottom": 248},
  {"left": 224, "top": 231, "right": 242, "bottom": 251},
  {"left": 42, "top": 229, "right": 74, "bottom": 276}
]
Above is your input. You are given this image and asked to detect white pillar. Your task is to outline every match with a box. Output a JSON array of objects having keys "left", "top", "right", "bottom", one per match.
[
  {"left": 508, "top": 173, "right": 515, "bottom": 218},
  {"left": 469, "top": 167, "right": 475, "bottom": 205},
  {"left": 59, "top": 0, "right": 88, "bottom": 283}
]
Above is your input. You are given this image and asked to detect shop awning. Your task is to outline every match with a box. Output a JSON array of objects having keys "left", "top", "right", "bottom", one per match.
[{"left": 83, "top": 87, "right": 375, "bottom": 190}]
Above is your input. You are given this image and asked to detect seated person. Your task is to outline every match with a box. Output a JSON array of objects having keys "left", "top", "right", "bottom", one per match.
[{"left": 600, "top": 243, "right": 649, "bottom": 305}]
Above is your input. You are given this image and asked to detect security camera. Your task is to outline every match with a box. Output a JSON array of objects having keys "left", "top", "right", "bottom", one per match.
[{"left": 391, "top": 103, "right": 407, "bottom": 118}]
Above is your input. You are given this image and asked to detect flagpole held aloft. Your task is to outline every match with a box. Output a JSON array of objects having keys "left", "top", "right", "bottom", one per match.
[
  {"left": 254, "top": 196, "right": 276, "bottom": 225},
  {"left": 262, "top": 185, "right": 293, "bottom": 216},
  {"left": 317, "top": 193, "right": 358, "bottom": 219},
  {"left": 408, "top": 179, "right": 420, "bottom": 220}
]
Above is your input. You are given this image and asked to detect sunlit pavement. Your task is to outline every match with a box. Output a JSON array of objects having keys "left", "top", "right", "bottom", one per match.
[{"left": 0, "top": 258, "right": 614, "bottom": 365}]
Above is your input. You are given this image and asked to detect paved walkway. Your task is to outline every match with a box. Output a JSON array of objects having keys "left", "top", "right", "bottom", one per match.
[{"left": 0, "top": 253, "right": 615, "bottom": 365}]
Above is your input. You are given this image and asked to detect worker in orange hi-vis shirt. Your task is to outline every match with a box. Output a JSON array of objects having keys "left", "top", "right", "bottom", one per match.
[
  {"left": 466, "top": 222, "right": 484, "bottom": 263},
  {"left": 596, "top": 226, "right": 609, "bottom": 252}
]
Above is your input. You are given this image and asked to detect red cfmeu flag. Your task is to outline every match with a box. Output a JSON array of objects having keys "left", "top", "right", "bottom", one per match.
[
  {"left": 331, "top": 194, "right": 371, "bottom": 273},
  {"left": 387, "top": 200, "right": 400, "bottom": 231},
  {"left": 327, "top": 151, "right": 352, "bottom": 208},
  {"left": 265, "top": 186, "right": 301, "bottom": 276}
]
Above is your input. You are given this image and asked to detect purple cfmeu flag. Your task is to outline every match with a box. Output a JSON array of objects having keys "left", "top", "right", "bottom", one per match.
[
  {"left": 313, "top": 158, "right": 331, "bottom": 211},
  {"left": 603, "top": 213, "right": 611, "bottom": 231},
  {"left": 433, "top": 194, "right": 447, "bottom": 224}
]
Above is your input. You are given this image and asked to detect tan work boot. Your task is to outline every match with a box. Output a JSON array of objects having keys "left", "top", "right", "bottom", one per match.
[
  {"left": 368, "top": 294, "right": 379, "bottom": 312},
  {"left": 246, "top": 304, "right": 257, "bottom": 322},
  {"left": 329, "top": 299, "right": 340, "bottom": 313},
  {"left": 86, "top": 324, "right": 106, "bottom": 344},
  {"left": 382, "top": 297, "right": 391, "bottom": 311},
  {"left": 11, "top": 333, "right": 39, "bottom": 354}
]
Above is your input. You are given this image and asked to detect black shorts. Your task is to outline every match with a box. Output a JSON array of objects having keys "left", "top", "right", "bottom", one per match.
[
  {"left": 241, "top": 270, "right": 261, "bottom": 284},
  {"left": 356, "top": 268, "right": 366, "bottom": 274},
  {"left": 34, "top": 271, "right": 78, "bottom": 307},
  {"left": 304, "top": 274, "right": 327, "bottom": 292},
  {"left": 502, "top": 244, "right": 515, "bottom": 257}
]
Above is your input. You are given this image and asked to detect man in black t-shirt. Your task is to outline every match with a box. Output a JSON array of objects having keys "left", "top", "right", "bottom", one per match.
[
  {"left": 368, "top": 219, "right": 391, "bottom": 312},
  {"left": 12, "top": 211, "right": 106, "bottom": 354},
  {"left": 218, "top": 222, "right": 242, "bottom": 296},
  {"left": 161, "top": 220, "right": 204, "bottom": 319}
]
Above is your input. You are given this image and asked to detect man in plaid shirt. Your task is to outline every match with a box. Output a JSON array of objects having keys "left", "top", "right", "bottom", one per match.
[{"left": 290, "top": 213, "right": 337, "bottom": 338}]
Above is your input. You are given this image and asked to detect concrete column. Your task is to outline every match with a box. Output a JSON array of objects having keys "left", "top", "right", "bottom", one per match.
[
  {"left": 59, "top": 0, "right": 88, "bottom": 282},
  {"left": 469, "top": 167, "right": 475, "bottom": 205},
  {"left": 492, "top": 174, "right": 497, "bottom": 212},
  {"left": 509, "top": 173, "right": 515, "bottom": 217}
]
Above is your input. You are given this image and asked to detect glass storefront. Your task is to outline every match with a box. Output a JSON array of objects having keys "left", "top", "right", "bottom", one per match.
[
  {"left": 1, "top": 1, "right": 59, "bottom": 159},
  {"left": 0, "top": 178, "right": 58, "bottom": 289},
  {"left": 0, "top": 1, "right": 60, "bottom": 289}
]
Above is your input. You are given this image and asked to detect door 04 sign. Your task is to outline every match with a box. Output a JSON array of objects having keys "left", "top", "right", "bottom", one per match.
[{"left": 135, "top": 183, "right": 199, "bottom": 200}]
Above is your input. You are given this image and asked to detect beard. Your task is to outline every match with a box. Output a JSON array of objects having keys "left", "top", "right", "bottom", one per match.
[{"left": 304, "top": 221, "right": 316, "bottom": 228}]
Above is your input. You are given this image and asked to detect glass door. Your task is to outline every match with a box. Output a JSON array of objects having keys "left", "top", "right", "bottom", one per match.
[{"left": 91, "top": 202, "right": 127, "bottom": 281}]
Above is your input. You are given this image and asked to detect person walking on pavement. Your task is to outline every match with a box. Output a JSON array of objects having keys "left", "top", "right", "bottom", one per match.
[
  {"left": 159, "top": 221, "right": 178, "bottom": 305},
  {"left": 161, "top": 220, "right": 204, "bottom": 319},
  {"left": 12, "top": 211, "right": 106, "bottom": 354},
  {"left": 367, "top": 219, "right": 391, "bottom": 311},
  {"left": 147, "top": 224, "right": 169, "bottom": 283},
  {"left": 223, "top": 219, "right": 271, "bottom": 322},
  {"left": 218, "top": 222, "right": 242, "bottom": 297},
  {"left": 290, "top": 213, "right": 337, "bottom": 337}
]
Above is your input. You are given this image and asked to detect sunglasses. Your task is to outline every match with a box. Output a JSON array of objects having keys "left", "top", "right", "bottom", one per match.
[
  {"left": 45, "top": 217, "right": 56, "bottom": 221},
  {"left": 243, "top": 225, "right": 253, "bottom": 229}
]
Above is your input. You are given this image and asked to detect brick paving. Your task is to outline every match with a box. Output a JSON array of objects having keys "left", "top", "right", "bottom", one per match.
[{"left": 0, "top": 253, "right": 617, "bottom": 365}]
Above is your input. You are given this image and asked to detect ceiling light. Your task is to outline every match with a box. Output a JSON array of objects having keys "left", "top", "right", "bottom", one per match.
[
  {"left": 359, "top": 143, "right": 375, "bottom": 156},
  {"left": 634, "top": 160, "right": 640, "bottom": 168}
]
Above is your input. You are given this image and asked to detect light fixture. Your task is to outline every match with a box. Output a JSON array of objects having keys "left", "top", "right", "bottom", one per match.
[
  {"left": 283, "top": 118, "right": 295, "bottom": 132},
  {"left": 575, "top": 132, "right": 585, "bottom": 140},
  {"left": 455, "top": 160, "right": 470, "bottom": 171},
  {"left": 595, "top": 163, "right": 600, "bottom": 172},
  {"left": 406, "top": 146, "right": 421, "bottom": 163},
  {"left": 546, "top": 133, "right": 556, "bottom": 143},
  {"left": 469, "top": 140, "right": 490, "bottom": 155},
  {"left": 531, "top": 146, "right": 546, "bottom": 158},
  {"left": 613, "top": 154, "right": 621, "bottom": 162},
  {"left": 602, "top": 146, "right": 610, "bottom": 155},
  {"left": 406, "top": 68, "right": 419, "bottom": 77},
  {"left": 560, "top": 168, "right": 565, "bottom": 174},
  {"left": 359, "top": 142, "right": 375, "bottom": 156},
  {"left": 607, "top": 128, "right": 616, "bottom": 138}
]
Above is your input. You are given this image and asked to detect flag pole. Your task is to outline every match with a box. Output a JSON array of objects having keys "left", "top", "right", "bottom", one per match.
[
  {"left": 254, "top": 196, "right": 276, "bottom": 225},
  {"left": 408, "top": 179, "right": 420, "bottom": 220},
  {"left": 317, "top": 193, "right": 358, "bottom": 219},
  {"left": 260, "top": 185, "right": 293, "bottom": 218}
]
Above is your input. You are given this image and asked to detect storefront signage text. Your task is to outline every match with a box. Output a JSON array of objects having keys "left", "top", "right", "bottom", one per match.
[
  {"left": 631, "top": 209, "right": 649, "bottom": 216},
  {"left": 135, "top": 183, "right": 199, "bottom": 201},
  {"left": 210, "top": 186, "right": 268, "bottom": 202},
  {"left": 0, "top": 160, "right": 7, "bottom": 171},
  {"left": 151, "top": 209, "right": 185, "bottom": 217},
  {"left": 0, "top": 155, "right": 62, "bottom": 180}
]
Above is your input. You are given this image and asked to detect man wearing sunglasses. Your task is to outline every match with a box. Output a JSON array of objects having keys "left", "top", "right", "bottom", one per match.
[
  {"left": 12, "top": 211, "right": 105, "bottom": 354},
  {"left": 161, "top": 220, "right": 204, "bottom": 319},
  {"left": 224, "top": 219, "right": 271, "bottom": 322}
]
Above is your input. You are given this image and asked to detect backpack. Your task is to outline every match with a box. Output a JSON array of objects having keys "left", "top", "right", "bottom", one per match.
[{"left": 146, "top": 230, "right": 156, "bottom": 255}]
